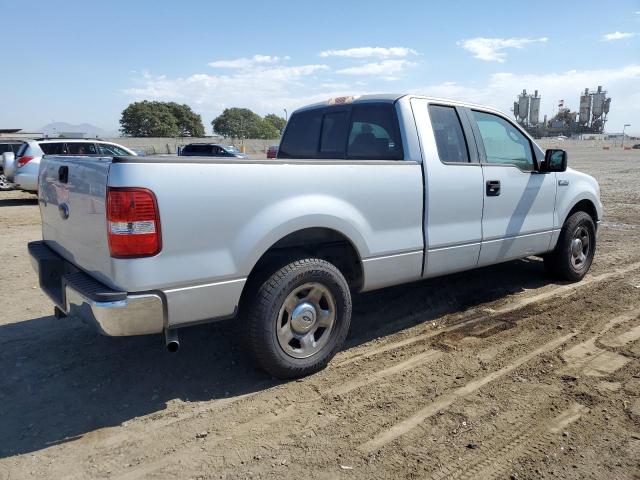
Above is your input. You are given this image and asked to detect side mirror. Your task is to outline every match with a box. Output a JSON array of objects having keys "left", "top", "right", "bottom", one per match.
[{"left": 542, "top": 149, "right": 567, "bottom": 172}]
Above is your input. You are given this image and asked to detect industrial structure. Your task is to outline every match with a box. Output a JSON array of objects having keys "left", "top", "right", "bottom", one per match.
[{"left": 513, "top": 86, "right": 611, "bottom": 138}]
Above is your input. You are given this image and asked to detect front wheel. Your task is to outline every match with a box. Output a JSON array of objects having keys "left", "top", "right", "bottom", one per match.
[
  {"left": 246, "top": 258, "right": 352, "bottom": 379},
  {"left": 544, "top": 211, "right": 596, "bottom": 281}
]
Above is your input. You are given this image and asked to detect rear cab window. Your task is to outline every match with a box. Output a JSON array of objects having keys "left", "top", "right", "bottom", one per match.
[{"left": 278, "top": 102, "right": 404, "bottom": 160}]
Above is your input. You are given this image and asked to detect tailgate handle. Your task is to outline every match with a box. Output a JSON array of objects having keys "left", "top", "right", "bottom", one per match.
[{"left": 58, "top": 166, "right": 69, "bottom": 183}]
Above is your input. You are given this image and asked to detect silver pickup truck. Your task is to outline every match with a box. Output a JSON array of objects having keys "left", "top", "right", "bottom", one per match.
[{"left": 29, "top": 94, "right": 602, "bottom": 378}]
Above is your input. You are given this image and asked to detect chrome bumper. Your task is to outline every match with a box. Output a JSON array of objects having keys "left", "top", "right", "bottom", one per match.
[
  {"left": 64, "top": 287, "right": 164, "bottom": 336},
  {"left": 28, "top": 241, "right": 164, "bottom": 336}
]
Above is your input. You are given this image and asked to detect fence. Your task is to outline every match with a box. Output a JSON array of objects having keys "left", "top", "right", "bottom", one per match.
[{"left": 106, "top": 137, "right": 280, "bottom": 156}]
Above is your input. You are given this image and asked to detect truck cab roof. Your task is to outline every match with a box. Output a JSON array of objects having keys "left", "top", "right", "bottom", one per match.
[{"left": 294, "top": 93, "right": 509, "bottom": 118}]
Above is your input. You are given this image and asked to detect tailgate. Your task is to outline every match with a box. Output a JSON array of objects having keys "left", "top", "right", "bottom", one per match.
[{"left": 39, "top": 156, "right": 115, "bottom": 287}]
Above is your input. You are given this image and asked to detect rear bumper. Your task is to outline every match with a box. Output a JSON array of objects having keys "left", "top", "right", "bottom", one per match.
[
  {"left": 28, "top": 241, "right": 164, "bottom": 336},
  {"left": 13, "top": 159, "right": 39, "bottom": 191},
  {"left": 14, "top": 172, "right": 38, "bottom": 192}
]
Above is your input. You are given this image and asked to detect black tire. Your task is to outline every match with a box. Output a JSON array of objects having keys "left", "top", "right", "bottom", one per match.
[
  {"left": 544, "top": 211, "right": 596, "bottom": 282},
  {"left": 246, "top": 258, "right": 352, "bottom": 379}
]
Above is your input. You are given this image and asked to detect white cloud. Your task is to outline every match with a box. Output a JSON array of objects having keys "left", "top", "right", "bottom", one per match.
[
  {"left": 458, "top": 37, "right": 548, "bottom": 62},
  {"left": 208, "top": 54, "right": 282, "bottom": 69},
  {"left": 124, "top": 63, "right": 339, "bottom": 125},
  {"left": 336, "top": 59, "right": 417, "bottom": 77},
  {"left": 415, "top": 64, "right": 640, "bottom": 133},
  {"left": 602, "top": 31, "right": 638, "bottom": 41},
  {"left": 320, "top": 82, "right": 351, "bottom": 89},
  {"left": 319, "top": 47, "right": 418, "bottom": 58}
]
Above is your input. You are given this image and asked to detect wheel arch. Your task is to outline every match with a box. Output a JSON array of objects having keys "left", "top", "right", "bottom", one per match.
[
  {"left": 564, "top": 198, "right": 599, "bottom": 226},
  {"left": 241, "top": 227, "right": 365, "bottom": 294}
]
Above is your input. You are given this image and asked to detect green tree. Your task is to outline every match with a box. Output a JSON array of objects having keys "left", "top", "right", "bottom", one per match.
[
  {"left": 120, "top": 101, "right": 205, "bottom": 137},
  {"left": 250, "top": 119, "right": 280, "bottom": 139},
  {"left": 166, "top": 102, "right": 205, "bottom": 137},
  {"left": 211, "top": 108, "right": 262, "bottom": 139},
  {"left": 263, "top": 113, "right": 286, "bottom": 133}
]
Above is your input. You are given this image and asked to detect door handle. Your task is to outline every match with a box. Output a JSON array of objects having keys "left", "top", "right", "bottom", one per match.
[{"left": 486, "top": 180, "right": 500, "bottom": 196}]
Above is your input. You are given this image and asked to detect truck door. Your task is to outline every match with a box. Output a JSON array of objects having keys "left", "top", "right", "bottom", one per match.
[
  {"left": 411, "top": 99, "right": 484, "bottom": 277},
  {"left": 467, "top": 109, "right": 556, "bottom": 265}
]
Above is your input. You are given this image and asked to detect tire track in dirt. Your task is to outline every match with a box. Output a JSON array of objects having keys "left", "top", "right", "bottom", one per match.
[
  {"left": 600, "top": 324, "right": 640, "bottom": 348},
  {"left": 562, "top": 311, "right": 639, "bottom": 378},
  {"left": 428, "top": 403, "right": 589, "bottom": 480},
  {"left": 427, "top": 310, "right": 640, "bottom": 480},
  {"left": 108, "top": 348, "right": 444, "bottom": 480},
  {"left": 358, "top": 332, "right": 576, "bottom": 454},
  {"left": 93, "top": 262, "right": 640, "bottom": 454},
  {"left": 80, "top": 264, "right": 640, "bottom": 478},
  {"left": 335, "top": 261, "right": 640, "bottom": 368}
]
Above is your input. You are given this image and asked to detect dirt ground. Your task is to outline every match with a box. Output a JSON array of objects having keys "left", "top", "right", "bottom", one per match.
[{"left": 0, "top": 143, "right": 639, "bottom": 480}]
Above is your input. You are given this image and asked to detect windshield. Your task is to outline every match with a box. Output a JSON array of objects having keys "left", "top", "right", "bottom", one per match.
[{"left": 225, "top": 145, "right": 240, "bottom": 153}]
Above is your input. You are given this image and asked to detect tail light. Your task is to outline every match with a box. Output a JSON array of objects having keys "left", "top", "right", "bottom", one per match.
[
  {"left": 17, "top": 156, "right": 34, "bottom": 168},
  {"left": 107, "top": 187, "right": 161, "bottom": 258}
]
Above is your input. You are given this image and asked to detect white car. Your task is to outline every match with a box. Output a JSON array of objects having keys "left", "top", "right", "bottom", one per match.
[
  {"left": 0, "top": 140, "right": 24, "bottom": 190},
  {"left": 4, "top": 139, "right": 136, "bottom": 192}
]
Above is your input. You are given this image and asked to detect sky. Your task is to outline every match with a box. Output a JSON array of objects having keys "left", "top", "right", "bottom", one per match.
[{"left": 2, "top": 0, "right": 639, "bottom": 135}]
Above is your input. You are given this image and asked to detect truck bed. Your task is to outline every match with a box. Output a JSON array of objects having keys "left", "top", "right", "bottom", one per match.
[{"left": 39, "top": 154, "right": 424, "bottom": 327}]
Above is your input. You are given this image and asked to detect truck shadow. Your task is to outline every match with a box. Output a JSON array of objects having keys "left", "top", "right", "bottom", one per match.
[{"left": 0, "top": 257, "right": 555, "bottom": 458}]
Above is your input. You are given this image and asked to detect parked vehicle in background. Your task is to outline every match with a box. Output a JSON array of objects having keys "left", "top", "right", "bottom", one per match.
[
  {"left": 179, "top": 143, "right": 247, "bottom": 158},
  {"left": 0, "top": 141, "right": 24, "bottom": 190},
  {"left": 30, "top": 94, "right": 602, "bottom": 379},
  {"left": 267, "top": 144, "right": 279, "bottom": 158},
  {"left": 632, "top": 143, "right": 640, "bottom": 149},
  {"left": 5, "top": 139, "right": 136, "bottom": 192}
]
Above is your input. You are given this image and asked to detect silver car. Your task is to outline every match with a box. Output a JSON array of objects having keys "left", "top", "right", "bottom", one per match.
[
  {"left": 0, "top": 140, "right": 24, "bottom": 190},
  {"left": 5, "top": 139, "right": 136, "bottom": 192}
]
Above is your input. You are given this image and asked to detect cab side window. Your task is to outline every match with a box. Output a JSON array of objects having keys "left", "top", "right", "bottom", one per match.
[
  {"left": 428, "top": 105, "right": 469, "bottom": 163},
  {"left": 472, "top": 111, "right": 534, "bottom": 171}
]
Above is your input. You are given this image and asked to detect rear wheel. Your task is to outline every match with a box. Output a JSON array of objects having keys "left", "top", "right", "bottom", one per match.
[
  {"left": 544, "top": 211, "right": 596, "bottom": 281},
  {"left": 246, "top": 258, "right": 352, "bottom": 379}
]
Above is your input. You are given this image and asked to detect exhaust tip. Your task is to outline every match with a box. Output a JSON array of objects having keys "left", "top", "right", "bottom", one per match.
[{"left": 164, "top": 329, "right": 180, "bottom": 353}]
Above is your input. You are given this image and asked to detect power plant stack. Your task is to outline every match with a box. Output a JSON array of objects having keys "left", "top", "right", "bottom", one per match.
[
  {"left": 529, "top": 91, "right": 540, "bottom": 126},
  {"left": 589, "top": 86, "right": 610, "bottom": 133},
  {"left": 513, "top": 89, "right": 541, "bottom": 128},
  {"left": 579, "top": 89, "right": 591, "bottom": 126},
  {"left": 513, "top": 86, "right": 611, "bottom": 138}
]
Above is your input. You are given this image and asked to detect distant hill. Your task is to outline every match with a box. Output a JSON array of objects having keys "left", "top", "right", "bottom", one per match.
[{"left": 39, "top": 122, "right": 119, "bottom": 138}]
